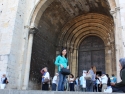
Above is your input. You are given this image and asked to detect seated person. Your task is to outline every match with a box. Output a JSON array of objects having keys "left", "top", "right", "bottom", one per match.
[{"left": 111, "top": 58, "right": 125, "bottom": 93}]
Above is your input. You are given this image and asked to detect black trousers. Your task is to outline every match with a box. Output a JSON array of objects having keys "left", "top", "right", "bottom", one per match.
[
  {"left": 95, "top": 84, "right": 102, "bottom": 92},
  {"left": 69, "top": 83, "right": 74, "bottom": 91},
  {"left": 42, "top": 83, "right": 49, "bottom": 90},
  {"left": 112, "top": 86, "right": 125, "bottom": 93}
]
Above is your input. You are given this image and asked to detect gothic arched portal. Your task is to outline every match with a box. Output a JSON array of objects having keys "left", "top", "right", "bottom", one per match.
[{"left": 27, "top": 0, "right": 116, "bottom": 90}]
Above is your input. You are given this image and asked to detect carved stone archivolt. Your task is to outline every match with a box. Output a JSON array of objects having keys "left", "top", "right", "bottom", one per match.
[
  {"left": 58, "top": 13, "right": 115, "bottom": 76},
  {"left": 59, "top": 13, "right": 114, "bottom": 49}
]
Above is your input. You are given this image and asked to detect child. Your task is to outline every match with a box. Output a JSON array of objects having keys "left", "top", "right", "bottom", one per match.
[
  {"left": 69, "top": 74, "right": 75, "bottom": 91},
  {"left": 79, "top": 70, "right": 87, "bottom": 92}
]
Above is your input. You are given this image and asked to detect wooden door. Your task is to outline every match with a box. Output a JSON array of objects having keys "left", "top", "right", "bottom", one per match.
[{"left": 78, "top": 36, "right": 105, "bottom": 76}]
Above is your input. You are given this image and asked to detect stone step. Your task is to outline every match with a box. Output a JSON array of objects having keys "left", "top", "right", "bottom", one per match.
[{"left": 0, "top": 89, "right": 124, "bottom": 94}]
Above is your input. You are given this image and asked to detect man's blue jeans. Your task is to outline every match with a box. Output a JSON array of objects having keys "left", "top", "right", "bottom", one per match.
[{"left": 58, "top": 71, "right": 66, "bottom": 91}]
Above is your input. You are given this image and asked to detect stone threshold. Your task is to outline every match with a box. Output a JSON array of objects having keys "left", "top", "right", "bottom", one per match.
[{"left": 0, "top": 89, "right": 124, "bottom": 94}]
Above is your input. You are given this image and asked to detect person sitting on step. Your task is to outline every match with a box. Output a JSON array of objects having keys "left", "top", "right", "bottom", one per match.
[{"left": 111, "top": 58, "right": 125, "bottom": 93}]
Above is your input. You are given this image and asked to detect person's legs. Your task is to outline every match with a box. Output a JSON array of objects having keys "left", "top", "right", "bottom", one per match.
[
  {"left": 52, "top": 83, "right": 54, "bottom": 91},
  {"left": 77, "top": 85, "right": 80, "bottom": 91},
  {"left": 71, "top": 83, "right": 75, "bottom": 91},
  {"left": 74, "top": 85, "right": 76, "bottom": 91},
  {"left": 79, "top": 85, "right": 83, "bottom": 91},
  {"left": 90, "top": 81, "right": 93, "bottom": 92},
  {"left": 42, "top": 84, "right": 45, "bottom": 90},
  {"left": 98, "top": 84, "right": 102, "bottom": 92},
  {"left": 83, "top": 88, "right": 86, "bottom": 92},
  {"left": 86, "top": 80, "right": 93, "bottom": 92},
  {"left": 94, "top": 84, "right": 97, "bottom": 92},
  {"left": 86, "top": 80, "right": 89, "bottom": 91},
  {"left": 88, "top": 80, "right": 93, "bottom": 92},
  {"left": 93, "top": 81, "right": 96, "bottom": 92},
  {"left": 112, "top": 86, "right": 125, "bottom": 93},
  {"left": 70, "top": 83, "right": 72, "bottom": 91},
  {"left": 54, "top": 84, "right": 57, "bottom": 91},
  {"left": 44, "top": 83, "right": 49, "bottom": 90},
  {"left": 52, "top": 83, "right": 56, "bottom": 91},
  {"left": 86, "top": 80, "right": 90, "bottom": 92},
  {"left": 61, "top": 74, "right": 66, "bottom": 91},
  {"left": 74, "top": 85, "right": 78, "bottom": 91},
  {"left": 1, "top": 84, "right": 5, "bottom": 89},
  {"left": 102, "top": 84, "right": 107, "bottom": 92},
  {"left": 58, "top": 72, "right": 64, "bottom": 91},
  {"left": 70, "top": 83, "right": 74, "bottom": 91},
  {"left": 69, "top": 83, "right": 71, "bottom": 91},
  {"left": 66, "top": 83, "right": 69, "bottom": 91}
]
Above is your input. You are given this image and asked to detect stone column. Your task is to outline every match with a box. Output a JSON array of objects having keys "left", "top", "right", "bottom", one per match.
[
  {"left": 72, "top": 49, "right": 77, "bottom": 77},
  {"left": 22, "top": 27, "right": 38, "bottom": 90},
  {"left": 110, "top": 5, "right": 123, "bottom": 82},
  {"left": 55, "top": 50, "right": 60, "bottom": 73},
  {"left": 105, "top": 46, "right": 112, "bottom": 76}
]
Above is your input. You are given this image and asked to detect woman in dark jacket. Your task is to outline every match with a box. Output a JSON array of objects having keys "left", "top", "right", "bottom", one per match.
[{"left": 111, "top": 58, "right": 125, "bottom": 93}]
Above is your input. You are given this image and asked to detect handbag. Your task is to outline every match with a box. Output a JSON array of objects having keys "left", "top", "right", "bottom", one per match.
[
  {"left": 84, "top": 73, "right": 92, "bottom": 80},
  {"left": 61, "top": 68, "right": 70, "bottom": 75},
  {"left": 43, "top": 78, "right": 50, "bottom": 83}
]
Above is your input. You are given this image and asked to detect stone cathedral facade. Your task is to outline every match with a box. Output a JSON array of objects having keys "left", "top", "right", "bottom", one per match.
[{"left": 0, "top": 0, "right": 125, "bottom": 90}]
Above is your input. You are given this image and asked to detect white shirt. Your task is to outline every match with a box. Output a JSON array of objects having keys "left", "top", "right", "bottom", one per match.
[
  {"left": 69, "top": 78, "right": 74, "bottom": 83},
  {"left": 52, "top": 76, "right": 58, "bottom": 84},
  {"left": 1, "top": 77, "right": 5, "bottom": 84},
  {"left": 96, "top": 77, "right": 101, "bottom": 84},
  {"left": 44, "top": 72, "right": 50, "bottom": 79},
  {"left": 101, "top": 75, "right": 108, "bottom": 84}
]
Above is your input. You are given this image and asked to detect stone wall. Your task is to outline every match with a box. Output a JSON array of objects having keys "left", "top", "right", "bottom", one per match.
[
  {"left": 0, "top": 0, "right": 40, "bottom": 89},
  {"left": 119, "top": 0, "right": 125, "bottom": 56},
  {"left": 0, "top": 0, "right": 20, "bottom": 88}
]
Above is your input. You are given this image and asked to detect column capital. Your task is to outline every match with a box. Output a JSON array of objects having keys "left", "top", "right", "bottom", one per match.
[
  {"left": 29, "top": 27, "right": 39, "bottom": 34},
  {"left": 115, "top": 7, "right": 120, "bottom": 11},
  {"left": 110, "top": 7, "right": 121, "bottom": 18},
  {"left": 110, "top": 10, "right": 116, "bottom": 18}
]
